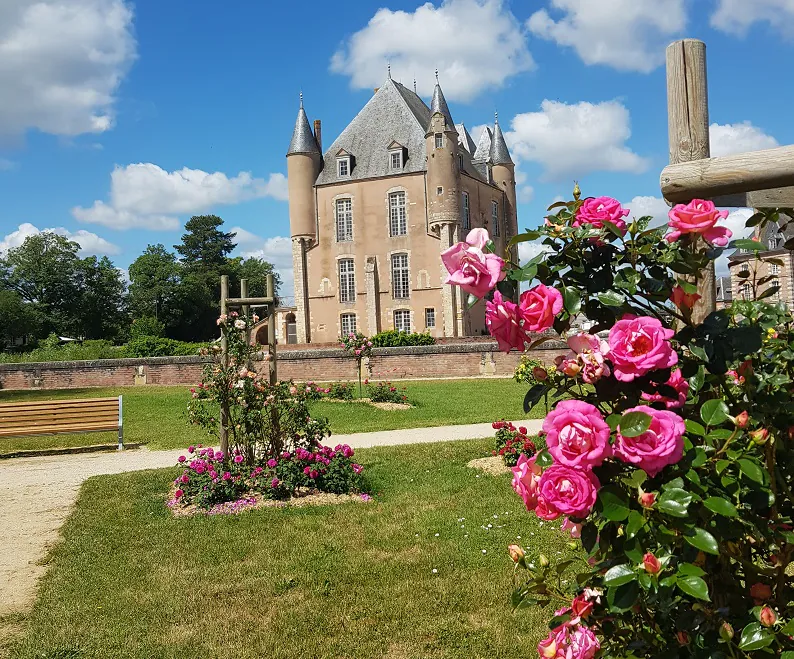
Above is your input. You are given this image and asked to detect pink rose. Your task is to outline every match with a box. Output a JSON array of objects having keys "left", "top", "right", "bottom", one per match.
[
  {"left": 174, "top": 489, "right": 183, "bottom": 499},
  {"left": 573, "top": 196, "right": 629, "bottom": 234},
  {"left": 561, "top": 517, "right": 582, "bottom": 539},
  {"left": 486, "top": 290, "right": 527, "bottom": 352},
  {"left": 543, "top": 400, "right": 612, "bottom": 469},
  {"left": 519, "top": 284, "right": 563, "bottom": 333},
  {"left": 615, "top": 405, "right": 685, "bottom": 477},
  {"left": 441, "top": 228, "right": 505, "bottom": 298},
  {"left": 511, "top": 453, "right": 542, "bottom": 511},
  {"left": 567, "top": 625, "right": 600, "bottom": 659},
  {"left": 641, "top": 369, "right": 689, "bottom": 409},
  {"left": 666, "top": 199, "right": 732, "bottom": 246},
  {"left": 643, "top": 552, "right": 661, "bottom": 574},
  {"left": 538, "top": 465, "right": 600, "bottom": 519},
  {"left": 608, "top": 315, "right": 678, "bottom": 382},
  {"left": 556, "top": 333, "right": 610, "bottom": 384}
]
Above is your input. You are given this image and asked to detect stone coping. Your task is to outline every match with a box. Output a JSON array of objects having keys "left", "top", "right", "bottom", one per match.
[{"left": 0, "top": 339, "right": 567, "bottom": 371}]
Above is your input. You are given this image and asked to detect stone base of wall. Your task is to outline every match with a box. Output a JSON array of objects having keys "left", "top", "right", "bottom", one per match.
[{"left": 0, "top": 341, "right": 566, "bottom": 391}]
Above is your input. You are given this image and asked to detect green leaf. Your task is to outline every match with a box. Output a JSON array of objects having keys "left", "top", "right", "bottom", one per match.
[
  {"left": 507, "top": 231, "right": 541, "bottom": 249},
  {"left": 598, "top": 486, "right": 630, "bottom": 522},
  {"left": 781, "top": 653, "right": 794, "bottom": 659},
  {"left": 581, "top": 523, "right": 598, "bottom": 553},
  {"left": 626, "top": 510, "right": 646, "bottom": 540},
  {"left": 658, "top": 488, "right": 693, "bottom": 518},
  {"left": 547, "top": 612, "right": 572, "bottom": 631},
  {"left": 738, "top": 622, "right": 774, "bottom": 651},
  {"left": 523, "top": 384, "right": 547, "bottom": 413},
  {"left": 676, "top": 575, "right": 710, "bottom": 601},
  {"left": 657, "top": 499, "right": 689, "bottom": 518},
  {"left": 606, "top": 414, "right": 621, "bottom": 432},
  {"left": 603, "top": 564, "right": 637, "bottom": 587},
  {"left": 622, "top": 469, "right": 647, "bottom": 488},
  {"left": 731, "top": 238, "right": 765, "bottom": 251},
  {"left": 689, "top": 344, "right": 708, "bottom": 361},
  {"left": 691, "top": 448, "right": 707, "bottom": 468},
  {"left": 677, "top": 563, "right": 705, "bottom": 577},
  {"left": 738, "top": 458, "right": 766, "bottom": 484},
  {"left": 703, "top": 496, "right": 738, "bottom": 517},
  {"left": 685, "top": 420, "right": 706, "bottom": 437},
  {"left": 688, "top": 365, "right": 706, "bottom": 393},
  {"left": 779, "top": 619, "right": 794, "bottom": 636},
  {"left": 535, "top": 449, "right": 554, "bottom": 468},
  {"left": 684, "top": 527, "right": 719, "bottom": 555},
  {"left": 619, "top": 411, "right": 652, "bottom": 438},
  {"left": 562, "top": 287, "right": 581, "bottom": 316},
  {"left": 607, "top": 581, "right": 640, "bottom": 612},
  {"left": 601, "top": 220, "right": 624, "bottom": 238},
  {"left": 598, "top": 290, "right": 626, "bottom": 307},
  {"left": 700, "top": 399, "right": 730, "bottom": 426}
]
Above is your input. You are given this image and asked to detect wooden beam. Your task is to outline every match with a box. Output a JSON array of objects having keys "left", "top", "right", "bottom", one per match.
[
  {"left": 666, "top": 38, "right": 715, "bottom": 323},
  {"left": 661, "top": 145, "right": 794, "bottom": 204},
  {"left": 266, "top": 273, "right": 277, "bottom": 385},
  {"left": 711, "top": 186, "right": 794, "bottom": 209},
  {"left": 225, "top": 296, "right": 274, "bottom": 306},
  {"left": 219, "top": 274, "right": 229, "bottom": 456}
]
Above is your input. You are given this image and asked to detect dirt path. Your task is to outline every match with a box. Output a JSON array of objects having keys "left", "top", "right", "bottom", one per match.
[{"left": 0, "top": 419, "right": 542, "bottom": 618}]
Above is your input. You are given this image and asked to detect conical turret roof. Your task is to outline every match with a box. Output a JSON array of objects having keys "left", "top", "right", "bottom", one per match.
[
  {"left": 287, "top": 94, "right": 320, "bottom": 156},
  {"left": 428, "top": 74, "right": 455, "bottom": 130},
  {"left": 489, "top": 114, "right": 513, "bottom": 165}
]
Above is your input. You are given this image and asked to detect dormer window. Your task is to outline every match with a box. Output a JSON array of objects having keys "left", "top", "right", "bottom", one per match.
[
  {"left": 434, "top": 133, "right": 443, "bottom": 149},
  {"left": 336, "top": 149, "right": 352, "bottom": 178},
  {"left": 387, "top": 141, "right": 406, "bottom": 171}
]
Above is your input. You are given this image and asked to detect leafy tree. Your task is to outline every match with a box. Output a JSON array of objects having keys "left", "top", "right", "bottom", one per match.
[
  {"left": 75, "top": 256, "right": 128, "bottom": 340},
  {"left": 0, "top": 289, "right": 38, "bottom": 347},
  {"left": 227, "top": 256, "right": 282, "bottom": 301},
  {"left": 128, "top": 244, "right": 181, "bottom": 321},
  {"left": 175, "top": 215, "right": 236, "bottom": 271}
]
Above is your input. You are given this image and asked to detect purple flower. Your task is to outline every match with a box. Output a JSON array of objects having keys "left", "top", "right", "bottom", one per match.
[
  {"left": 309, "top": 470, "right": 319, "bottom": 479},
  {"left": 195, "top": 465, "right": 205, "bottom": 475},
  {"left": 180, "top": 473, "right": 189, "bottom": 484},
  {"left": 188, "top": 446, "right": 195, "bottom": 453},
  {"left": 270, "top": 477, "right": 280, "bottom": 488},
  {"left": 222, "top": 472, "right": 231, "bottom": 481},
  {"left": 267, "top": 458, "right": 278, "bottom": 468},
  {"left": 234, "top": 455, "right": 244, "bottom": 464},
  {"left": 360, "top": 493, "right": 372, "bottom": 502},
  {"left": 352, "top": 464, "right": 363, "bottom": 474},
  {"left": 177, "top": 455, "right": 186, "bottom": 463},
  {"left": 303, "top": 466, "right": 311, "bottom": 475}
]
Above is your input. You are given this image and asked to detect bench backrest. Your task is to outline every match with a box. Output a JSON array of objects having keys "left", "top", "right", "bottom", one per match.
[{"left": 0, "top": 397, "right": 121, "bottom": 439}]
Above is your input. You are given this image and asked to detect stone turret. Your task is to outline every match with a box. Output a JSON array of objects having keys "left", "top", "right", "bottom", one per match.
[{"left": 490, "top": 113, "right": 517, "bottom": 238}]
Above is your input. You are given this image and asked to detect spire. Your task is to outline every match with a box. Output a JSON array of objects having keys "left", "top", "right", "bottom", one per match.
[
  {"left": 287, "top": 93, "right": 320, "bottom": 156},
  {"left": 489, "top": 112, "right": 513, "bottom": 165},
  {"left": 387, "top": 62, "right": 392, "bottom": 79},
  {"left": 428, "top": 71, "right": 454, "bottom": 130}
]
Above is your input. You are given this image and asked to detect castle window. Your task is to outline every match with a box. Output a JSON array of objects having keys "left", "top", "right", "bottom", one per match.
[
  {"left": 770, "top": 262, "right": 780, "bottom": 275},
  {"left": 740, "top": 282, "right": 752, "bottom": 300},
  {"left": 769, "top": 277, "right": 781, "bottom": 301},
  {"left": 458, "top": 155, "right": 463, "bottom": 169},
  {"left": 425, "top": 308, "right": 436, "bottom": 329},
  {"left": 390, "top": 151, "right": 403, "bottom": 169},
  {"left": 434, "top": 133, "right": 443, "bottom": 149},
  {"left": 462, "top": 192, "right": 470, "bottom": 230},
  {"left": 389, "top": 191, "right": 407, "bottom": 236},
  {"left": 492, "top": 201, "right": 499, "bottom": 236},
  {"left": 769, "top": 235, "right": 779, "bottom": 250},
  {"left": 340, "top": 313, "right": 357, "bottom": 336},
  {"left": 339, "top": 259, "right": 355, "bottom": 303},
  {"left": 394, "top": 309, "right": 411, "bottom": 333},
  {"left": 436, "top": 186, "right": 443, "bottom": 195},
  {"left": 335, "top": 198, "right": 353, "bottom": 242},
  {"left": 337, "top": 157, "right": 350, "bottom": 177},
  {"left": 391, "top": 253, "right": 410, "bottom": 299}
]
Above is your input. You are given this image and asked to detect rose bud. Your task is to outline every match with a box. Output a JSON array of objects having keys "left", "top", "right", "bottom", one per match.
[
  {"left": 507, "top": 544, "right": 525, "bottom": 564},
  {"left": 760, "top": 606, "right": 777, "bottom": 627},
  {"left": 532, "top": 366, "right": 549, "bottom": 381},
  {"left": 571, "top": 593, "right": 593, "bottom": 619},
  {"left": 638, "top": 490, "right": 657, "bottom": 508},
  {"left": 676, "top": 631, "right": 690, "bottom": 646},
  {"left": 733, "top": 411, "right": 749, "bottom": 429},
  {"left": 539, "top": 554, "right": 550, "bottom": 568},
  {"left": 719, "top": 622, "right": 734, "bottom": 641},
  {"left": 750, "top": 428, "right": 769, "bottom": 445},
  {"left": 642, "top": 553, "right": 661, "bottom": 574}
]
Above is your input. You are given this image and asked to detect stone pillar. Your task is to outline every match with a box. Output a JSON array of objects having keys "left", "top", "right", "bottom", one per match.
[
  {"left": 292, "top": 238, "right": 310, "bottom": 344},
  {"left": 439, "top": 223, "right": 458, "bottom": 337},
  {"left": 365, "top": 256, "right": 381, "bottom": 335}
]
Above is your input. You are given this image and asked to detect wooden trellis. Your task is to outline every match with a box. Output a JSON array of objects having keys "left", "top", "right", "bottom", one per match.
[
  {"left": 662, "top": 39, "right": 794, "bottom": 323},
  {"left": 218, "top": 273, "right": 277, "bottom": 454}
]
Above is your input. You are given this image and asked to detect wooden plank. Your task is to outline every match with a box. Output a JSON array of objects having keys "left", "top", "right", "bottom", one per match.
[
  {"left": 0, "top": 401, "right": 118, "bottom": 414},
  {"left": 0, "top": 407, "right": 118, "bottom": 421},
  {"left": 0, "top": 397, "right": 118, "bottom": 411},
  {"left": 0, "top": 424, "right": 117, "bottom": 438},
  {"left": 665, "top": 38, "right": 716, "bottom": 324},
  {"left": 711, "top": 186, "right": 794, "bottom": 208},
  {"left": 0, "top": 414, "right": 119, "bottom": 427}
]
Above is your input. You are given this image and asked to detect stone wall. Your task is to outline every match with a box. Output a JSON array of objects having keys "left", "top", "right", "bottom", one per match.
[{"left": 0, "top": 341, "right": 566, "bottom": 391}]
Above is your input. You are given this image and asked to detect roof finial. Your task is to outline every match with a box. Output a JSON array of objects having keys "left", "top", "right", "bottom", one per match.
[
  {"left": 435, "top": 68, "right": 439, "bottom": 83},
  {"left": 387, "top": 61, "right": 391, "bottom": 79},
  {"left": 494, "top": 110, "right": 498, "bottom": 124},
  {"left": 299, "top": 91, "right": 303, "bottom": 108},
  {"left": 413, "top": 76, "right": 417, "bottom": 93}
]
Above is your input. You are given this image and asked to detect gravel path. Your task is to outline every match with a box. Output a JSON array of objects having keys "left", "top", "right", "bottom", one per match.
[{"left": 0, "top": 419, "right": 542, "bottom": 617}]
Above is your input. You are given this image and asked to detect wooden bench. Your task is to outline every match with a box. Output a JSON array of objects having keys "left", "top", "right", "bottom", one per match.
[{"left": 0, "top": 396, "right": 124, "bottom": 449}]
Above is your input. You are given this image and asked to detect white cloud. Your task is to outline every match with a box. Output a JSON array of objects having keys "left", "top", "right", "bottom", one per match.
[
  {"left": 709, "top": 122, "right": 779, "bottom": 157},
  {"left": 518, "top": 239, "right": 551, "bottom": 264},
  {"left": 330, "top": 0, "right": 533, "bottom": 102},
  {"left": 528, "top": 0, "right": 686, "bottom": 73},
  {"left": 625, "top": 195, "right": 671, "bottom": 227},
  {"left": 232, "top": 227, "right": 295, "bottom": 302},
  {"left": 0, "top": 222, "right": 120, "bottom": 256},
  {"left": 505, "top": 100, "right": 649, "bottom": 180},
  {"left": 711, "top": 0, "right": 794, "bottom": 35},
  {"left": 72, "top": 164, "right": 289, "bottom": 230},
  {"left": 0, "top": 0, "right": 136, "bottom": 138}
]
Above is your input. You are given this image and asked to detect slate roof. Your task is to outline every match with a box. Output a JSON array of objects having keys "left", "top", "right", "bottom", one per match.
[
  {"left": 473, "top": 126, "right": 492, "bottom": 161},
  {"left": 490, "top": 118, "right": 513, "bottom": 165},
  {"left": 456, "top": 123, "right": 477, "bottom": 154},
  {"left": 428, "top": 83, "right": 455, "bottom": 130},
  {"left": 286, "top": 100, "right": 320, "bottom": 156}
]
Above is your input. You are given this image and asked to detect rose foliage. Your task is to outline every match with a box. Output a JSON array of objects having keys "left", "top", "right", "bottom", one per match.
[{"left": 446, "top": 196, "right": 794, "bottom": 657}]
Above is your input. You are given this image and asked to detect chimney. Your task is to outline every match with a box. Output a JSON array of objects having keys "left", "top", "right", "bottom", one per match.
[
  {"left": 373, "top": 88, "right": 379, "bottom": 95},
  {"left": 313, "top": 119, "right": 322, "bottom": 153}
]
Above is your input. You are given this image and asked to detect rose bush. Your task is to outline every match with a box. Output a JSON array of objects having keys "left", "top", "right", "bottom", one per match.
[
  {"left": 443, "top": 196, "right": 794, "bottom": 656},
  {"left": 493, "top": 420, "right": 538, "bottom": 467}
]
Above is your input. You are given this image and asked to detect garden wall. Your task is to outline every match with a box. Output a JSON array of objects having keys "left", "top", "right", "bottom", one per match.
[{"left": 0, "top": 341, "right": 566, "bottom": 391}]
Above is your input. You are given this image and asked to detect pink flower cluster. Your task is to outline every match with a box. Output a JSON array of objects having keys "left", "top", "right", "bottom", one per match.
[
  {"left": 554, "top": 334, "right": 611, "bottom": 384},
  {"left": 441, "top": 228, "right": 505, "bottom": 298},
  {"left": 608, "top": 316, "right": 678, "bottom": 382},
  {"left": 537, "top": 598, "right": 601, "bottom": 658},
  {"left": 486, "top": 285, "right": 563, "bottom": 352}
]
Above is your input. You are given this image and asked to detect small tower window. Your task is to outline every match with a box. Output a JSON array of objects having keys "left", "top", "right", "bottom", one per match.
[
  {"left": 769, "top": 235, "right": 779, "bottom": 250},
  {"left": 337, "top": 157, "right": 350, "bottom": 177},
  {"left": 436, "top": 186, "right": 443, "bottom": 195},
  {"left": 462, "top": 192, "right": 470, "bottom": 230},
  {"left": 770, "top": 262, "right": 780, "bottom": 275},
  {"left": 434, "top": 133, "right": 443, "bottom": 149},
  {"left": 458, "top": 155, "right": 463, "bottom": 169},
  {"left": 390, "top": 151, "right": 403, "bottom": 169},
  {"left": 492, "top": 201, "right": 499, "bottom": 236}
]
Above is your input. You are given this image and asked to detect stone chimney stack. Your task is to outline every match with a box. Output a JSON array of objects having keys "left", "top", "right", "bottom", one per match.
[{"left": 313, "top": 119, "right": 322, "bottom": 153}]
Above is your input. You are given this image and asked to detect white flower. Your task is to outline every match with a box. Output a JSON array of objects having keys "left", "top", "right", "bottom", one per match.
[
  {"left": 252, "top": 314, "right": 259, "bottom": 323},
  {"left": 234, "top": 319, "right": 246, "bottom": 330},
  {"left": 235, "top": 380, "right": 246, "bottom": 389}
]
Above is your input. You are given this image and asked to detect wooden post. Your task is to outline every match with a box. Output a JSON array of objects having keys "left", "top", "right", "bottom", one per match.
[
  {"left": 266, "top": 273, "right": 277, "bottom": 384},
  {"left": 666, "top": 39, "right": 715, "bottom": 324},
  {"left": 240, "top": 277, "right": 251, "bottom": 344},
  {"left": 219, "top": 274, "right": 229, "bottom": 455}
]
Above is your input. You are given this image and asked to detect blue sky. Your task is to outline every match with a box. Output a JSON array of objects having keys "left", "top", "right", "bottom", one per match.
[{"left": 1, "top": 0, "right": 791, "bottom": 296}]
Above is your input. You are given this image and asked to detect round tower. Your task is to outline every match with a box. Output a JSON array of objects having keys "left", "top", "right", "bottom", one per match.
[
  {"left": 286, "top": 94, "right": 321, "bottom": 242},
  {"left": 490, "top": 113, "right": 517, "bottom": 238},
  {"left": 425, "top": 79, "right": 461, "bottom": 232}
]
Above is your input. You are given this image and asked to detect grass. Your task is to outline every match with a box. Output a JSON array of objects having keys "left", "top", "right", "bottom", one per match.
[
  {"left": 0, "top": 379, "right": 549, "bottom": 454},
  {"left": 6, "top": 439, "right": 575, "bottom": 659}
]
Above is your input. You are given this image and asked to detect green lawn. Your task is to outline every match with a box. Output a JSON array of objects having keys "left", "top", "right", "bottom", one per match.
[
  {"left": 0, "top": 379, "right": 547, "bottom": 454},
  {"left": 6, "top": 439, "right": 575, "bottom": 659}
]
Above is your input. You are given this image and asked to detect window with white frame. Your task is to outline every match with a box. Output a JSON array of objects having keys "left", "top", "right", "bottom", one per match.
[
  {"left": 391, "top": 253, "right": 410, "bottom": 299},
  {"left": 462, "top": 192, "right": 470, "bottom": 230},
  {"left": 770, "top": 262, "right": 780, "bottom": 275},
  {"left": 741, "top": 282, "right": 752, "bottom": 300},
  {"left": 769, "top": 236, "right": 779, "bottom": 250},
  {"left": 335, "top": 198, "right": 352, "bottom": 242},
  {"left": 340, "top": 313, "right": 356, "bottom": 336},
  {"left": 770, "top": 277, "right": 781, "bottom": 301},
  {"left": 390, "top": 150, "right": 403, "bottom": 169},
  {"left": 389, "top": 191, "right": 407, "bottom": 236},
  {"left": 337, "top": 157, "right": 350, "bottom": 177},
  {"left": 338, "top": 259, "right": 355, "bottom": 303},
  {"left": 394, "top": 309, "right": 411, "bottom": 332},
  {"left": 434, "top": 133, "right": 443, "bottom": 149},
  {"left": 425, "top": 307, "right": 435, "bottom": 329},
  {"left": 492, "top": 200, "right": 499, "bottom": 236}
]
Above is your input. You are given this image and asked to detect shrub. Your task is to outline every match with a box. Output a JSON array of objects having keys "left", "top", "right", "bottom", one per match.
[
  {"left": 130, "top": 316, "right": 165, "bottom": 339},
  {"left": 367, "top": 381, "right": 409, "bottom": 404},
  {"left": 370, "top": 330, "right": 435, "bottom": 347},
  {"left": 443, "top": 192, "right": 794, "bottom": 656},
  {"left": 326, "top": 381, "right": 354, "bottom": 400},
  {"left": 0, "top": 336, "right": 124, "bottom": 363},
  {"left": 491, "top": 420, "right": 537, "bottom": 467},
  {"left": 513, "top": 355, "right": 548, "bottom": 384},
  {"left": 340, "top": 331, "right": 372, "bottom": 396},
  {"left": 123, "top": 335, "right": 206, "bottom": 357}
]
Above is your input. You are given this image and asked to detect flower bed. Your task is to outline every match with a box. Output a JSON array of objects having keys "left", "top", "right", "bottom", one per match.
[{"left": 491, "top": 420, "right": 537, "bottom": 467}]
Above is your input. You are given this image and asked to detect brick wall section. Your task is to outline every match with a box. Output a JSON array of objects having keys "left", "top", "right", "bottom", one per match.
[{"left": 0, "top": 341, "right": 567, "bottom": 391}]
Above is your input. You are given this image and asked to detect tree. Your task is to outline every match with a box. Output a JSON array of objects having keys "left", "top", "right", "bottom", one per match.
[
  {"left": 175, "top": 215, "right": 236, "bottom": 271},
  {"left": 128, "top": 244, "right": 181, "bottom": 321},
  {"left": 227, "top": 256, "right": 282, "bottom": 301},
  {"left": 75, "top": 256, "right": 128, "bottom": 340},
  {"left": 0, "top": 290, "right": 38, "bottom": 347}
]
